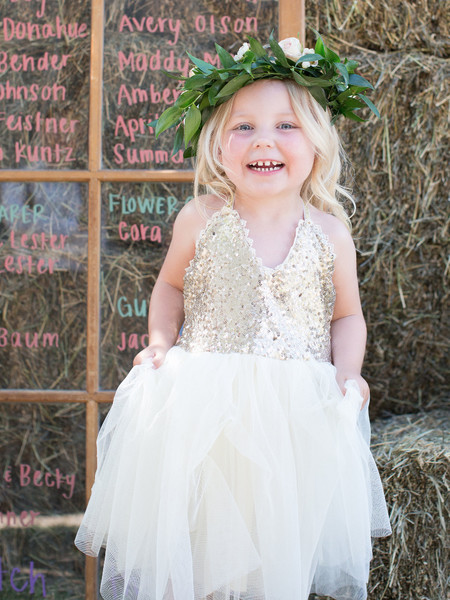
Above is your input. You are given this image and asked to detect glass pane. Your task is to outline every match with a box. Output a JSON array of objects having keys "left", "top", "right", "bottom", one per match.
[
  {"left": 0, "top": 0, "right": 90, "bottom": 169},
  {"left": 0, "top": 182, "right": 88, "bottom": 389},
  {"left": 100, "top": 181, "right": 191, "bottom": 389},
  {"left": 0, "top": 402, "right": 85, "bottom": 599},
  {"left": 102, "top": 0, "right": 279, "bottom": 169}
]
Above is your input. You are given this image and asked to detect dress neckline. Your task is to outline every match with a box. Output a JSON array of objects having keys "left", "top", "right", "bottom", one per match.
[{"left": 227, "top": 202, "right": 310, "bottom": 273}]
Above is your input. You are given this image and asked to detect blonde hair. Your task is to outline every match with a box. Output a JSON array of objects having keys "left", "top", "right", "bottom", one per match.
[{"left": 194, "top": 79, "right": 355, "bottom": 229}]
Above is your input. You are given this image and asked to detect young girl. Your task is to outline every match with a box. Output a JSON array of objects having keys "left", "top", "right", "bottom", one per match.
[{"left": 76, "top": 37, "right": 391, "bottom": 600}]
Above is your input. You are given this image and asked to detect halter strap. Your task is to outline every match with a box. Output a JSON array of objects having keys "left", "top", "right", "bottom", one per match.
[{"left": 303, "top": 201, "right": 311, "bottom": 222}]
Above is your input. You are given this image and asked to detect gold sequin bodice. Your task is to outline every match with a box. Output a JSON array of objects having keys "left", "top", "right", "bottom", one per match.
[{"left": 178, "top": 204, "right": 336, "bottom": 362}]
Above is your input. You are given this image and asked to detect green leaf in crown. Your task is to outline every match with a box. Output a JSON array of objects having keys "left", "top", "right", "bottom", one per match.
[{"left": 147, "top": 31, "right": 379, "bottom": 159}]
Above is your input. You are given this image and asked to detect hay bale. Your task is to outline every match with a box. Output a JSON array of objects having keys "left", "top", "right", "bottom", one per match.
[
  {"left": 344, "top": 51, "right": 449, "bottom": 418},
  {"left": 302, "top": 23, "right": 450, "bottom": 415},
  {"left": 307, "top": 0, "right": 448, "bottom": 57},
  {"left": 367, "top": 410, "right": 449, "bottom": 599}
]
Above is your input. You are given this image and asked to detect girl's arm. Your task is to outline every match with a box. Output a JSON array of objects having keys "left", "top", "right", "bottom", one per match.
[
  {"left": 329, "top": 221, "right": 369, "bottom": 406},
  {"left": 133, "top": 201, "right": 205, "bottom": 368}
]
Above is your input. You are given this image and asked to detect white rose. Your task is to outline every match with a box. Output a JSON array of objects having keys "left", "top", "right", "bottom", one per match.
[
  {"left": 234, "top": 42, "right": 250, "bottom": 62},
  {"left": 300, "top": 47, "right": 318, "bottom": 68},
  {"left": 278, "top": 37, "right": 303, "bottom": 61}
]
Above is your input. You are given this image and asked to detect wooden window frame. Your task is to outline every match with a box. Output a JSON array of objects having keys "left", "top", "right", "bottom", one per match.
[{"left": 0, "top": 1, "right": 304, "bottom": 597}]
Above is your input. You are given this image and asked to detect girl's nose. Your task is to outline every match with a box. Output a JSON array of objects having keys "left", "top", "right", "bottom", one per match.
[{"left": 254, "top": 137, "right": 274, "bottom": 148}]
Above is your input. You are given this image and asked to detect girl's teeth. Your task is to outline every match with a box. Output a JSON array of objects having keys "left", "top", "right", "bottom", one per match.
[{"left": 250, "top": 161, "right": 282, "bottom": 171}]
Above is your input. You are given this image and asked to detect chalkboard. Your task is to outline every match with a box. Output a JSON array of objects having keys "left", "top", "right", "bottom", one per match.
[
  {"left": 0, "top": 0, "right": 90, "bottom": 169},
  {"left": 100, "top": 181, "right": 192, "bottom": 388},
  {"left": 0, "top": 181, "right": 88, "bottom": 390},
  {"left": 103, "top": 0, "right": 278, "bottom": 169},
  {"left": 0, "top": 402, "right": 85, "bottom": 599}
]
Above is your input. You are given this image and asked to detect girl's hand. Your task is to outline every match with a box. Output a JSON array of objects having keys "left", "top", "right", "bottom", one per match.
[
  {"left": 336, "top": 372, "right": 370, "bottom": 410},
  {"left": 133, "top": 344, "right": 169, "bottom": 369}
]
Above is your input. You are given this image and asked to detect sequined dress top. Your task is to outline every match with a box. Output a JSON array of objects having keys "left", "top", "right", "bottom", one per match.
[{"left": 178, "top": 203, "right": 336, "bottom": 362}]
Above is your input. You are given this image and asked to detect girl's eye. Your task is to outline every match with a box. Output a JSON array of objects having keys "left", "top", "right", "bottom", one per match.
[
  {"left": 235, "top": 124, "right": 252, "bottom": 131},
  {"left": 279, "top": 123, "right": 295, "bottom": 130}
]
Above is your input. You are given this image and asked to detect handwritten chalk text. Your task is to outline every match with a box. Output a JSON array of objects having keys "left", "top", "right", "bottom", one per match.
[
  {"left": 0, "top": 230, "right": 68, "bottom": 250},
  {"left": 194, "top": 15, "right": 257, "bottom": 34},
  {"left": 109, "top": 193, "right": 179, "bottom": 216},
  {"left": 0, "top": 52, "right": 69, "bottom": 74},
  {"left": 117, "top": 83, "right": 181, "bottom": 107},
  {"left": 2, "top": 17, "right": 88, "bottom": 41},
  {"left": 114, "top": 116, "right": 154, "bottom": 142},
  {"left": 118, "top": 332, "right": 149, "bottom": 351},
  {"left": 113, "top": 144, "right": 184, "bottom": 166},
  {"left": 0, "top": 256, "right": 57, "bottom": 274},
  {"left": 3, "top": 464, "right": 75, "bottom": 499},
  {"left": 0, "top": 81, "right": 66, "bottom": 101},
  {"left": 0, "top": 511, "right": 40, "bottom": 528},
  {"left": 118, "top": 50, "right": 190, "bottom": 77},
  {"left": 14, "top": 142, "right": 75, "bottom": 164},
  {"left": 0, "top": 558, "right": 46, "bottom": 596},
  {"left": 118, "top": 222, "right": 162, "bottom": 243},
  {"left": 0, "top": 328, "right": 59, "bottom": 348},
  {"left": 118, "top": 15, "right": 181, "bottom": 45},
  {"left": 117, "top": 296, "right": 147, "bottom": 318},
  {"left": 9, "top": 0, "right": 47, "bottom": 19},
  {"left": 0, "top": 112, "right": 79, "bottom": 134},
  {"left": 0, "top": 203, "right": 44, "bottom": 225}
]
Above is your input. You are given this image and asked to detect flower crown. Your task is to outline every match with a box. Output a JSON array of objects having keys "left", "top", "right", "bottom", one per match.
[{"left": 150, "top": 32, "right": 379, "bottom": 158}]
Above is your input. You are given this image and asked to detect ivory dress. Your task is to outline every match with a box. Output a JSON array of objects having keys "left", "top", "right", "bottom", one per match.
[{"left": 75, "top": 202, "right": 391, "bottom": 600}]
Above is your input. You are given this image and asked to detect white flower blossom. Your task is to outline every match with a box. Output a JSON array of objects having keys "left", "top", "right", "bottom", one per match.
[
  {"left": 188, "top": 68, "right": 196, "bottom": 78},
  {"left": 278, "top": 37, "right": 303, "bottom": 61},
  {"left": 301, "top": 47, "right": 319, "bottom": 68},
  {"left": 234, "top": 42, "right": 250, "bottom": 62}
]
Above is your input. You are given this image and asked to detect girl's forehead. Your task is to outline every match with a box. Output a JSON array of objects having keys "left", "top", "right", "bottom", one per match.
[{"left": 230, "top": 80, "right": 295, "bottom": 112}]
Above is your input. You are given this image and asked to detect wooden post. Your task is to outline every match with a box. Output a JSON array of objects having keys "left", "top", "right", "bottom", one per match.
[{"left": 279, "top": 0, "right": 305, "bottom": 44}]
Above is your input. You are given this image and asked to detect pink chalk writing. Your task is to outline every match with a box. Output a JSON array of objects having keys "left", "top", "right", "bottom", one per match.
[
  {"left": 117, "top": 50, "right": 190, "bottom": 77},
  {"left": 117, "top": 83, "right": 181, "bottom": 107},
  {"left": 2, "top": 17, "right": 88, "bottom": 42},
  {"left": 7, "top": 464, "right": 76, "bottom": 499},
  {"left": 114, "top": 116, "right": 153, "bottom": 142},
  {"left": 0, "top": 230, "right": 68, "bottom": 250},
  {"left": 118, "top": 222, "right": 162, "bottom": 243},
  {"left": 9, "top": 0, "right": 47, "bottom": 19},
  {"left": 0, "top": 511, "right": 40, "bottom": 528},
  {"left": 0, "top": 256, "right": 57, "bottom": 274},
  {"left": 194, "top": 15, "right": 257, "bottom": 34},
  {"left": 203, "top": 53, "right": 220, "bottom": 68},
  {"left": 117, "top": 332, "right": 150, "bottom": 351},
  {"left": 0, "top": 202, "right": 44, "bottom": 224},
  {"left": 0, "top": 51, "right": 69, "bottom": 74},
  {"left": 0, "top": 80, "right": 66, "bottom": 101},
  {"left": 0, "top": 112, "right": 79, "bottom": 134},
  {"left": 0, "top": 558, "right": 47, "bottom": 596},
  {"left": 0, "top": 328, "right": 59, "bottom": 347},
  {"left": 118, "top": 15, "right": 181, "bottom": 45},
  {"left": 113, "top": 144, "right": 184, "bottom": 166},
  {"left": 14, "top": 142, "right": 75, "bottom": 164}
]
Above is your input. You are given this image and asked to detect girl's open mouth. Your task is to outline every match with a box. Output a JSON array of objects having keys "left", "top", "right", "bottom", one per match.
[{"left": 248, "top": 160, "right": 284, "bottom": 172}]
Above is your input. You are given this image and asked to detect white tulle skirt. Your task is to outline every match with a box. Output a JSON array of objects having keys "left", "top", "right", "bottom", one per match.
[{"left": 75, "top": 347, "right": 391, "bottom": 600}]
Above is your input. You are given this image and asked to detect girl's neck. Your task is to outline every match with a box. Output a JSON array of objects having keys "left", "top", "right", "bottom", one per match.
[{"left": 233, "top": 191, "right": 305, "bottom": 224}]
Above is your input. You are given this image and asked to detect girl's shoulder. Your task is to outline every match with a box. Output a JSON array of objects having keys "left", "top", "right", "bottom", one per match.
[
  {"left": 175, "top": 194, "right": 227, "bottom": 239},
  {"left": 308, "top": 204, "right": 355, "bottom": 255}
]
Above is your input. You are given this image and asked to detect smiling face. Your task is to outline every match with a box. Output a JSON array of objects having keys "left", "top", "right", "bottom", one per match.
[{"left": 220, "top": 79, "right": 316, "bottom": 204}]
